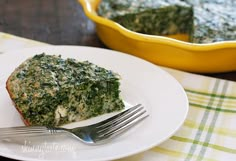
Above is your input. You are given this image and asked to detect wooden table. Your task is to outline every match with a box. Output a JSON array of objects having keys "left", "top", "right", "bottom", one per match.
[{"left": 0, "top": 0, "right": 236, "bottom": 160}]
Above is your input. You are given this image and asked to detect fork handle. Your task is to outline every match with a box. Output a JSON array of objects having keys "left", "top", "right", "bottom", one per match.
[{"left": 0, "top": 126, "right": 65, "bottom": 139}]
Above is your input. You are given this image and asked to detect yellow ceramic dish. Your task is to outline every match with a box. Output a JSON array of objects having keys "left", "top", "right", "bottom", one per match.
[{"left": 79, "top": 0, "right": 236, "bottom": 73}]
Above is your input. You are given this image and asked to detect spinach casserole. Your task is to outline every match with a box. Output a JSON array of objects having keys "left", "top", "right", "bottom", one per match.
[
  {"left": 98, "top": 0, "right": 236, "bottom": 43},
  {"left": 6, "top": 54, "right": 124, "bottom": 126}
]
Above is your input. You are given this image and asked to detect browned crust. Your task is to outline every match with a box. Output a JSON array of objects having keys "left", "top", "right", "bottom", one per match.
[{"left": 6, "top": 75, "right": 31, "bottom": 126}]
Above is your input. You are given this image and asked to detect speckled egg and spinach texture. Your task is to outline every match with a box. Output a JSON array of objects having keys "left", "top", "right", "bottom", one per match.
[
  {"left": 98, "top": 0, "right": 236, "bottom": 43},
  {"left": 98, "top": 0, "right": 193, "bottom": 36},
  {"left": 6, "top": 54, "right": 124, "bottom": 126}
]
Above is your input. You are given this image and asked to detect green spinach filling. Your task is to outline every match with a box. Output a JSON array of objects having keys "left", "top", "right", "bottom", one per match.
[
  {"left": 8, "top": 54, "right": 124, "bottom": 126},
  {"left": 98, "top": 0, "right": 236, "bottom": 43},
  {"left": 98, "top": 0, "right": 193, "bottom": 36}
]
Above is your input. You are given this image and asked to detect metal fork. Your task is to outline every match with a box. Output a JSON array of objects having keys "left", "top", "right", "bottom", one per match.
[{"left": 0, "top": 104, "right": 148, "bottom": 144}]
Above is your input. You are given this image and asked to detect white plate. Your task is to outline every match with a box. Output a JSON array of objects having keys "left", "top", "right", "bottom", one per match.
[{"left": 0, "top": 46, "right": 189, "bottom": 161}]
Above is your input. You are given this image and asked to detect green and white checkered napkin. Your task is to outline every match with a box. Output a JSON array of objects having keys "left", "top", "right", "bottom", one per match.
[{"left": 0, "top": 32, "right": 235, "bottom": 161}]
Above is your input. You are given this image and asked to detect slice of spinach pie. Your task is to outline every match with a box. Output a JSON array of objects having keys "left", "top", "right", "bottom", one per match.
[{"left": 6, "top": 53, "right": 124, "bottom": 126}]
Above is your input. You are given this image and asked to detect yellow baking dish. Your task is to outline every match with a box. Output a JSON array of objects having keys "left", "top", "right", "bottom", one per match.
[{"left": 79, "top": 0, "right": 236, "bottom": 73}]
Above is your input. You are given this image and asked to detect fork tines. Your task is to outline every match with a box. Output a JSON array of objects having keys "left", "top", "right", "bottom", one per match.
[{"left": 95, "top": 104, "right": 149, "bottom": 141}]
